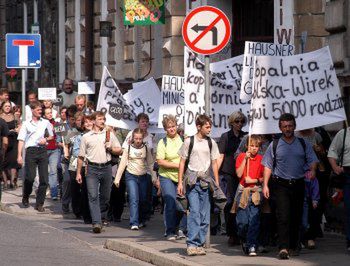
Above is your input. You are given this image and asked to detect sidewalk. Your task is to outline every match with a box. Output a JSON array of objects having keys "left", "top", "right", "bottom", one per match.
[{"left": 1, "top": 184, "right": 349, "bottom": 266}]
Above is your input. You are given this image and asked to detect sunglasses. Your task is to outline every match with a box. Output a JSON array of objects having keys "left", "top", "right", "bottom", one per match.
[{"left": 234, "top": 120, "right": 245, "bottom": 124}]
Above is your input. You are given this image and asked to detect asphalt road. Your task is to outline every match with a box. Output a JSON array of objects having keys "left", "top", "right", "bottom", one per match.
[{"left": 0, "top": 212, "right": 150, "bottom": 266}]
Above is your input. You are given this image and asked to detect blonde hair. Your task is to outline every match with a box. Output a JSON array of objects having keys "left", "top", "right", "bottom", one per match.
[
  {"left": 228, "top": 111, "right": 247, "bottom": 127},
  {"left": 75, "top": 94, "right": 86, "bottom": 103},
  {"left": 246, "top": 135, "right": 262, "bottom": 147},
  {"left": 162, "top": 115, "right": 177, "bottom": 130}
]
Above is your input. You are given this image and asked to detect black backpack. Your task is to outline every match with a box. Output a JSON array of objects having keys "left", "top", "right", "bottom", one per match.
[{"left": 185, "top": 135, "right": 213, "bottom": 171}]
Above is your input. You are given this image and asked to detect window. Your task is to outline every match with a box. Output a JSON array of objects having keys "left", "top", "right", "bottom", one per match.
[{"left": 232, "top": 0, "right": 274, "bottom": 56}]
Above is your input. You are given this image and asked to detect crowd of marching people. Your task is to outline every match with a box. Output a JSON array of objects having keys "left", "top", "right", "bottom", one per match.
[{"left": 0, "top": 78, "right": 349, "bottom": 260}]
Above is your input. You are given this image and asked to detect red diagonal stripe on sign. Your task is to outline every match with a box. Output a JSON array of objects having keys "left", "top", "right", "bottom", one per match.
[
  {"left": 13, "top": 40, "right": 34, "bottom": 46},
  {"left": 191, "top": 15, "right": 221, "bottom": 46}
]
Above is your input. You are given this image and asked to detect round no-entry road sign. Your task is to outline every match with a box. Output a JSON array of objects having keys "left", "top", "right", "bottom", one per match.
[{"left": 182, "top": 6, "right": 231, "bottom": 55}]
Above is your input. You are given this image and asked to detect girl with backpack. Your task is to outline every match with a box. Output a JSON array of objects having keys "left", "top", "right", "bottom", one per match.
[
  {"left": 157, "top": 115, "right": 185, "bottom": 240},
  {"left": 114, "top": 128, "right": 157, "bottom": 230}
]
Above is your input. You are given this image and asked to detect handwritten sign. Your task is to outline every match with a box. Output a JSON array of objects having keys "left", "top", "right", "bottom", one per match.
[
  {"left": 96, "top": 66, "right": 162, "bottom": 133},
  {"left": 123, "top": 0, "right": 165, "bottom": 26},
  {"left": 184, "top": 47, "right": 205, "bottom": 136},
  {"left": 210, "top": 55, "right": 250, "bottom": 137},
  {"left": 184, "top": 47, "right": 250, "bottom": 138},
  {"left": 158, "top": 75, "right": 185, "bottom": 127},
  {"left": 240, "top": 41, "right": 294, "bottom": 102},
  {"left": 124, "top": 77, "right": 161, "bottom": 129},
  {"left": 78, "top": 81, "right": 96, "bottom": 94},
  {"left": 38, "top": 87, "right": 57, "bottom": 100},
  {"left": 54, "top": 122, "right": 68, "bottom": 136},
  {"left": 96, "top": 66, "right": 137, "bottom": 130},
  {"left": 249, "top": 46, "right": 347, "bottom": 135}
]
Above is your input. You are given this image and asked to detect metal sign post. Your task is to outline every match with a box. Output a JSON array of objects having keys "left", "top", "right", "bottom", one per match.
[
  {"left": 204, "top": 55, "right": 210, "bottom": 115},
  {"left": 22, "top": 69, "right": 26, "bottom": 121},
  {"left": 182, "top": 5, "right": 232, "bottom": 249}
]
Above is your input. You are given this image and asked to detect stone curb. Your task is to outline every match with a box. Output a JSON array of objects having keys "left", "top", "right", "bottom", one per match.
[
  {"left": 105, "top": 239, "right": 203, "bottom": 266},
  {"left": 0, "top": 191, "right": 72, "bottom": 219},
  {"left": 0, "top": 202, "right": 11, "bottom": 213}
]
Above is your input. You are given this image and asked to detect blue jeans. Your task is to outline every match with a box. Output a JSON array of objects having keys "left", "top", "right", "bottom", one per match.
[
  {"left": 125, "top": 171, "right": 148, "bottom": 226},
  {"left": 236, "top": 191, "right": 261, "bottom": 248},
  {"left": 86, "top": 164, "right": 112, "bottom": 225},
  {"left": 343, "top": 173, "right": 350, "bottom": 243},
  {"left": 47, "top": 149, "right": 59, "bottom": 198},
  {"left": 160, "top": 175, "right": 179, "bottom": 235},
  {"left": 186, "top": 182, "right": 210, "bottom": 247},
  {"left": 175, "top": 197, "right": 187, "bottom": 232}
]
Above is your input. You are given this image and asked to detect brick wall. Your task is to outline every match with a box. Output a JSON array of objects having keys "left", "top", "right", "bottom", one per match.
[{"left": 294, "top": 0, "right": 328, "bottom": 54}]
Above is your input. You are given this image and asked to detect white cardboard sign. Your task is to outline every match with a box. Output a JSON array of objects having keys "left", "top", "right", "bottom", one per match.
[
  {"left": 96, "top": 66, "right": 137, "bottom": 130},
  {"left": 158, "top": 75, "right": 185, "bottom": 128},
  {"left": 78, "top": 81, "right": 96, "bottom": 94},
  {"left": 184, "top": 47, "right": 250, "bottom": 138},
  {"left": 249, "top": 46, "right": 347, "bottom": 135},
  {"left": 38, "top": 87, "right": 57, "bottom": 100},
  {"left": 240, "top": 41, "right": 294, "bottom": 102},
  {"left": 124, "top": 77, "right": 161, "bottom": 130}
]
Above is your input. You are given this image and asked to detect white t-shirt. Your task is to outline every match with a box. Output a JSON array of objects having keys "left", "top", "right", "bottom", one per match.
[
  {"left": 25, "top": 105, "right": 32, "bottom": 121},
  {"left": 178, "top": 135, "right": 220, "bottom": 172},
  {"left": 122, "top": 130, "right": 154, "bottom": 150}
]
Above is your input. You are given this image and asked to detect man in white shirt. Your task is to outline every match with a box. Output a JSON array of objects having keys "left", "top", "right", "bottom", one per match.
[
  {"left": 17, "top": 101, "right": 54, "bottom": 212},
  {"left": 25, "top": 90, "right": 38, "bottom": 121}
]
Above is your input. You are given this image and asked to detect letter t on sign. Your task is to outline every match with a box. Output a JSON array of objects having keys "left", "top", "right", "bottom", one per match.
[{"left": 12, "top": 40, "right": 34, "bottom": 67}]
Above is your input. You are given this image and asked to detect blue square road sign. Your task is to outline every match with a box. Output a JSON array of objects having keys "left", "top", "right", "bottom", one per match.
[{"left": 6, "top": 33, "right": 41, "bottom": 69}]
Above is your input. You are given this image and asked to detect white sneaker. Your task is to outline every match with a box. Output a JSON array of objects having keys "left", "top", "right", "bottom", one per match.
[
  {"left": 248, "top": 246, "right": 257, "bottom": 256},
  {"left": 176, "top": 230, "right": 186, "bottom": 240},
  {"left": 307, "top": 240, "right": 316, "bottom": 249},
  {"left": 131, "top": 225, "right": 139, "bottom": 230},
  {"left": 167, "top": 235, "right": 176, "bottom": 241}
]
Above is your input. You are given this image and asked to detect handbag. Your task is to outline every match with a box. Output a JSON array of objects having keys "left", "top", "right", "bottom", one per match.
[{"left": 330, "top": 127, "right": 347, "bottom": 189}]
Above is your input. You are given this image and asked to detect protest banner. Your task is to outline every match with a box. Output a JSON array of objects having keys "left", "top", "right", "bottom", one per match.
[
  {"left": 249, "top": 46, "right": 347, "bottom": 135},
  {"left": 97, "top": 67, "right": 163, "bottom": 133},
  {"left": 124, "top": 77, "right": 161, "bottom": 130},
  {"left": 240, "top": 41, "right": 294, "bottom": 102},
  {"left": 123, "top": 0, "right": 165, "bottom": 26},
  {"left": 210, "top": 55, "right": 250, "bottom": 137},
  {"left": 184, "top": 47, "right": 205, "bottom": 136},
  {"left": 38, "top": 87, "right": 57, "bottom": 100},
  {"left": 158, "top": 75, "right": 185, "bottom": 128},
  {"left": 96, "top": 66, "right": 137, "bottom": 130},
  {"left": 78, "top": 81, "right": 96, "bottom": 94},
  {"left": 184, "top": 47, "right": 249, "bottom": 137}
]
